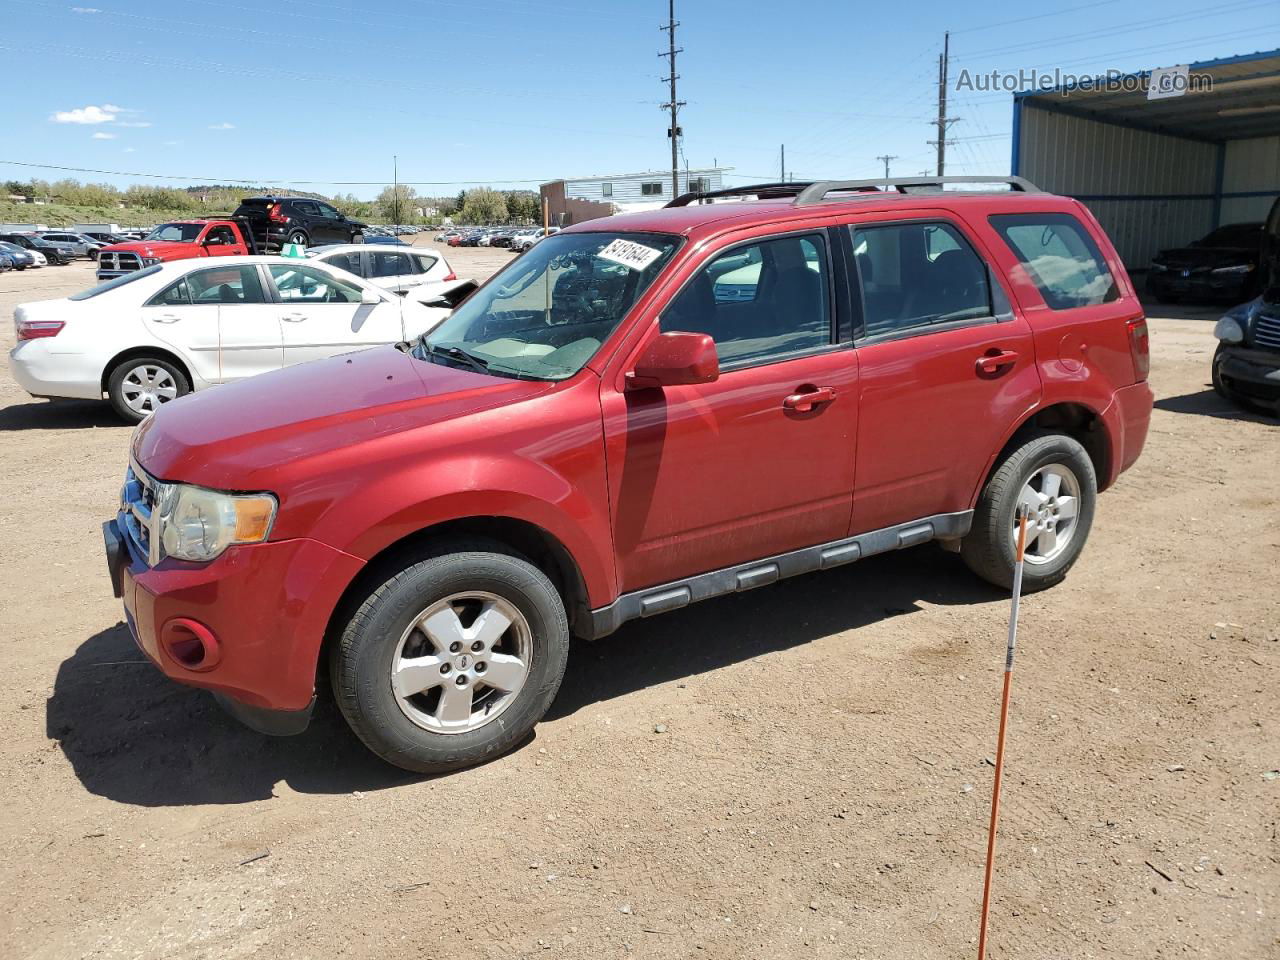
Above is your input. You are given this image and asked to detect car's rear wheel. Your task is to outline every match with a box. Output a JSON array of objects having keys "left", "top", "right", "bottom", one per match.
[
  {"left": 331, "top": 540, "right": 570, "bottom": 773},
  {"left": 106, "top": 356, "right": 191, "bottom": 423},
  {"left": 961, "top": 432, "right": 1096, "bottom": 591},
  {"left": 287, "top": 229, "right": 309, "bottom": 247}
]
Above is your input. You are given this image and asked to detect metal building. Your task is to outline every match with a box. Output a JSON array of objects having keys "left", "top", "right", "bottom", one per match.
[
  {"left": 1012, "top": 49, "right": 1280, "bottom": 270},
  {"left": 540, "top": 167, "right": 731, "bottom": 225}
]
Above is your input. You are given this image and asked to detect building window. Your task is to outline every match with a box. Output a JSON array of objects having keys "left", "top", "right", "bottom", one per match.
[
  {"left": 601, "top": 182, "right": 613, "bottom": 197},
  {"left": 689, "top": 177, "right": 710, "bottom": 194},
  {"left": 641, "top": 182, "right": 664, "bottom": 196}
]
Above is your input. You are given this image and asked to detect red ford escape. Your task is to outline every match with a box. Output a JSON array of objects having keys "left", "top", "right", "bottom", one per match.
[{"left": 103, "top": 177, "right": 1153, "bottom": 773}]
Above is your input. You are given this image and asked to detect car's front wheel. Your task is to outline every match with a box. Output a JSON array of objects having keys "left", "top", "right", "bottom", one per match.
[
  {"left": 351, "top": 231, "right": 365, "bottom": 244},
  {"left": 106, "top": 356, "right": 191, "bottom": 423},
  {"left": 961, "top": 431, "right": 1097, "bottom": 591},
  {"left": 331, "top": 541, "right": 570, "bottom": 773}
]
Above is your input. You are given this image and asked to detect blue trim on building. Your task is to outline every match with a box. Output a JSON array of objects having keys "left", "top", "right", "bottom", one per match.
[
  {"left": 1212, "top": 143, "right": 1227, "bottom": 228},
  {"left": 1010, "top": 97, "right": 1022, "bottom": 176},
  {"left": 1011, "top": 47, "right": 1280, "bottom": 98}
]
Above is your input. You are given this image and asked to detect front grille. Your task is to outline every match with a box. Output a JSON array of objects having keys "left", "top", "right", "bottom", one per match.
[
  {"left": 1253, "top": 312, "right": 1280, "bottom": 350},
  {"left": 99, "top": 252, "right": 142, "bottom": 273},
  {"left": 120, "top": 461, "right": 160, "bottom": 566}
]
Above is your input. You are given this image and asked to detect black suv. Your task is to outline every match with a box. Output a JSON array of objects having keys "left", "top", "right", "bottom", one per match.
[{"left": 231, "top": 196, "right": 367, "bottom": 252}]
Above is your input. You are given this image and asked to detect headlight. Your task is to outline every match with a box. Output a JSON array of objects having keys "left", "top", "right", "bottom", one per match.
[
  {"left": 140, "top": 256, "right": 161, "bottom": 266},
  {"left": 1210, "top": 263, "right": 1254, "bottom": 275},
  {"left": 153, "top": 482, "right": 277, "bottom": 562},
  {"left": 1213, "top": 316, "right": 1244, "bottom": 343},
  {"left": 1150, "top": 263, "right": 1169, "bottom": 272}
]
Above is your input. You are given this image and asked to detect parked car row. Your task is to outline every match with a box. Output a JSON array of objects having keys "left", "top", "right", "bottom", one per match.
[{"left": 438, "top": 226, "right": 558, "bottom": 250}]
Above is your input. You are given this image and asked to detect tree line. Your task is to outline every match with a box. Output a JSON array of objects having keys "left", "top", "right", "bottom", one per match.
[{"left": 4, "top": 178, "right": 542, "bottom": 225}]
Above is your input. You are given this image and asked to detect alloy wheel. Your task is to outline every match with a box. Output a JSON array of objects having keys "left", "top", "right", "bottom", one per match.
[
  {"left": 391, "top": 592, "right": 532, "bottom": 735},
  {"left": 1015, "top": 463, "right": 1081, "bottom": 564}
]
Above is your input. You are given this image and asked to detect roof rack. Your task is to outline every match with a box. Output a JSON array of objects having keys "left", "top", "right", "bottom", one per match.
[
  {"left": 665, "top": 181, "right": 812, "bottom": 208},
  {"left": 793, "top": 176, "right": 1040, "bottom": 205}
]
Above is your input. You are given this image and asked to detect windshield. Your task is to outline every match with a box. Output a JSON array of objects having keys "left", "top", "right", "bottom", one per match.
[
  {"left": 1197, "top": 224, "right": 1261, "bottom": 248},
  {"left": 68, "top": 265, "right": 163, "bottom": 300},
  {"left": 144, "top": 223, "right": 203, "bottom": 242},
  {"left": 417, "top": 231, "right": 680, "bottom": 380}
]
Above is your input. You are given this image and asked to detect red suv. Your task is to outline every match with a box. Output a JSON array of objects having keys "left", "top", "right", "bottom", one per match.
[{"left": 103, "top": 177, "right": 1153, "bottom": 773}]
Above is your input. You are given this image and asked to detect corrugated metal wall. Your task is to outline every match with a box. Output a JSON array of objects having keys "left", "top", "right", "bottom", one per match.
[
  {"left": 1222, "top": 135, "right": 1280, "bottom": 223},
  {"left": 1016, "top": 102, "right": 1218, "bottom": 267}
]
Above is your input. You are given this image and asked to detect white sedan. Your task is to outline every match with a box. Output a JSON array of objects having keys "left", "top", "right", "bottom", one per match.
[{"left": 9, "top": 255, "right": 454, "bottom": 423}]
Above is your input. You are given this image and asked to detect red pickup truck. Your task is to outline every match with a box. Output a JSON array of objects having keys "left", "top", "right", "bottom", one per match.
[
  {"left": 104, "top": 176, "right": 1153, "bottom": 774},
  {"left": 96, "top": 219, "right": 254, "bottom": 280}
]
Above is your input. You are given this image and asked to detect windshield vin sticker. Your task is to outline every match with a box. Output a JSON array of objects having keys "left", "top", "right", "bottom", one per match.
[{"left": 598, "top": 238, "right": 663, "bottom": 271}]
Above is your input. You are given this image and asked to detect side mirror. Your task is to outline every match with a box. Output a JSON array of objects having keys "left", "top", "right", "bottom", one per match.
[
  {"left": 625, "top": 331, "right": 719, "bottom": 390},
  {"left": 360, "top": 287, "right": 382, "bottom": 305}
]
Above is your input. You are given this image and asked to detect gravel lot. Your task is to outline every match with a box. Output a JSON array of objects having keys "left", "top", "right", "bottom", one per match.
[{"left": 1, "top": 241, "right": 1276, "bottom": 959}]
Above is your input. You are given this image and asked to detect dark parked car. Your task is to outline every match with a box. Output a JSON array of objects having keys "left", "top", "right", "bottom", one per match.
[
  {"left": 0, "top": 250, "right": 13, "bottom": 272},
  {"left": 231, "top": 196, "right": 367, "bottom": 252},
  {"left": 1148, "top": 222, "right": 1263, "bottom": 304},
  {"left": 1210, "top": 198, "right": 1280, "bottom": 414},
  {"left": 0, "top": 233, "right": 72, "bottom": 265}
]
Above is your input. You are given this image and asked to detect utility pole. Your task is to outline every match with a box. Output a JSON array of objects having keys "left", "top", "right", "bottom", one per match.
[
  {"left": 929, "top": 32, "right": 959, "bottom": 177},
  {"left": 392, "top": 154, "right": 400, "bottom": 223},
  {"left": 875, "top": 154, "right": 898, "bottom": 179},
  {"left": 779, "top": 144, "right": 785, "bottom": 182},
  {"left": 659, "top": 0, "right": 685, "bottom": 199}
]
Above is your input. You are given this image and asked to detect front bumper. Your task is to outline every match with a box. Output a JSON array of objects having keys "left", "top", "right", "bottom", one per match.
[
  {"left": 1148, "top": 269, "right": 1251, "bottom": 302},
  {"left": 1215, "top": 345, "right": 1280, "bottom": 402},
  {"left": 105, "top": 515, "right": 365, "bottom": 730}
]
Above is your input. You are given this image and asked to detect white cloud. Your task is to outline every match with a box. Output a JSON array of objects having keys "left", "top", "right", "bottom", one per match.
[
  {"left": 91, "top": 132, "right": 116, "bottom": 140},
  {"left": 51, "top": 104, "right": 121, "bottom": 124},
  {"left": 116, "top": 121, "right": 152, "bottom": 128},
  {"left": 207, "top": 122, "right": 235, "bottom": 130},
  {"left": 123, "top": 147, "right": 137, "bottom": 153},
  {"left": 71, "top": 6, "right": 101, "bottom": 12}
]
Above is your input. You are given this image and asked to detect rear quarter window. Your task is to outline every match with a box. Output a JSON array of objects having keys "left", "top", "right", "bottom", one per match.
[{"left": 988, "top": 213, "right": 1118, "bottom": 309}]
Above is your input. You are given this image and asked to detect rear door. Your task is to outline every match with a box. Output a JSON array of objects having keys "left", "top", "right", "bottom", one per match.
[
  {"left": 367, "top": 249, "right": 422, "bottom": 295},
  {"left": 266, "top": 262, "right": 404, "bottom": 366},
  {"left": 844, "top": 213, "right": 1041, "bottom": 534}
]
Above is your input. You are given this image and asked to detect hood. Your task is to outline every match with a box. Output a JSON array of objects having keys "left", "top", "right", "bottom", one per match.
[
  {"left": 1153, "top": 246, "right": 1256, "bottom": 268},
  {"left": 133, "top": 346, "right": 556, "bottom": 490},
  {"left": 100, "top": 240, "right": 192, "bottom": 258}
]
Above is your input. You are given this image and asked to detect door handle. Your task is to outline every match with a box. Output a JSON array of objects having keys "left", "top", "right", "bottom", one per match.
[
  {"left": 151, "top": 313, "right": 181, "bottom": 323},
  {"left": 783, "top": 385, "right": 837, "bottom": 412},
  {"left": 281, "top": 312, "right": 308, "bottom": 322},
  {"left": 976, "top": 349, "right": 1019, "bottom": 375}
]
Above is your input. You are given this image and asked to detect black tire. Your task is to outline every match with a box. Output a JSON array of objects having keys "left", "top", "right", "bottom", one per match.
[
  {"left": 287, "top": 229, "right": 309, "bottom": 247},
  {"left": 105, "top": 356, "right": 191, "bottom": 424},
  {"left": 331, "top": 540, "right": 570, "bottom": 773},
  {"left": 961, "top": 431, "right": 1097, "bottom": 592},
  {"left": 351, "top": 231, "right": 365, "bottom": 244}
]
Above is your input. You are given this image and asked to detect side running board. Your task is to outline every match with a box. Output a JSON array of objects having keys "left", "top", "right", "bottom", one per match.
[{"left": 585, "top": 510, "right": 973, "bottom": 639}]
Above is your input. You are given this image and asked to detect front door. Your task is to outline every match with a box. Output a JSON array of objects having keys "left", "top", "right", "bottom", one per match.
[
  {"left": 602, "top": 230, "right": 859, "bottom": 592},
  {"left": 266, "top": 263, "right": 404, "bottom": 366},
  {"left": 187, "top": 264, "right": 283, "bottom": 382},
  {"left": 141, "top": 273, "right": 221, "bottom": 385},
  {"left": 844, "top": 215, "right": 1041, "bottom": 534}
]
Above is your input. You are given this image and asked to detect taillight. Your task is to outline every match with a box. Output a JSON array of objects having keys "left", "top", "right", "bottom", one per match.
[
  {"left": 18, "top": 320, "right": 64, "bottom": 341},
  {"left": 442, "top": 271, "right": 457, "bottom": 281},
  {"left": 1126, "top": 316, "right": 1149, "bottom": 382},
  {"left": 268, "top": 204, "right": 289, "bottom": 224}
]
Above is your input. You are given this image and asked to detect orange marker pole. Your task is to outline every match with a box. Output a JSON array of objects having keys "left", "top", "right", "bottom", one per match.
[{"left": 977, "top": 506, "right": 1029, "bottom": 960}]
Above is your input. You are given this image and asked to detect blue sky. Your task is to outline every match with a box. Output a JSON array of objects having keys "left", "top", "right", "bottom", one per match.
[{"left": 2, "top": 0, "right": 1277, "bottom": 198}]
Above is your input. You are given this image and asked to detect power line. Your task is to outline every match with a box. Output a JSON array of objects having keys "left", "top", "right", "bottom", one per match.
[{"left": 0, "top": 159, "right": 554, "bottom": 186}]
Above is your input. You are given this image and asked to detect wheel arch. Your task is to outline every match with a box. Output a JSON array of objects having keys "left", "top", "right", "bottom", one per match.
[
  {"left": 973, "top": 401, "right": 1114, "bottom": 506},
  {"left": 100, "top": 345, "right": 195, "bottom": 396},
  {"left": 321, "top": 514, "right": 594, "bottom": 679}
]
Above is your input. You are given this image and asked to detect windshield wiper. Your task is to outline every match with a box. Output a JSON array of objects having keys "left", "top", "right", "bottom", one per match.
[{"left": 420, "top": 341, "right": 491, "bottom": 375}]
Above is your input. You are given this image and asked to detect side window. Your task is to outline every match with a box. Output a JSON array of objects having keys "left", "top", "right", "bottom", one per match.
[
  {"left": 850, "top": 221, "right": 993, "bottom": 340},
  {"left": 988, "top": 213, "right": 1118, "bottom": 309},
  {"left": 147, "top": 277, "right": 191, "bottom": 306},
  {"left": 660, "top": 233, "right": 831, "bottom": 366},
  {"left": 186, "top": 266, "right": 267, "bottom": 304},
  {"left": 268, "top": 264, "right": 364, "bottom": 303},
  {"left": 204, "top": 226, "right": 235, "bottom": 245},
  {"left": 370, "top": 251, "right": 411, "bottom": 278},
  {"left": 293, "top": 200, "right": 319, "bottom": 217},
  {"left": 317, "top": 202, "right": 341, "bottom": 220},
  {"left": 413, "top": 253, "right": 437, "bottom": 274},
  {"left": 321, "top": 252, "right": 363, "bottom": 276}
]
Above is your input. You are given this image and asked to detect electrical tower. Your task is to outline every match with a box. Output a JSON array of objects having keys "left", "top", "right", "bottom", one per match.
[
  {"left": 928, "top": 32, "right": 960, "bottom": 176},
  {"left": 659, "top": 0, "right": 685, "bottom": 199}
]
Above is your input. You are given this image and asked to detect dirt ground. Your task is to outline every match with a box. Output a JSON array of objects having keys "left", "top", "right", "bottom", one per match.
[{"left": 0, "top": 241, "right": 1276, "bottom": 960}]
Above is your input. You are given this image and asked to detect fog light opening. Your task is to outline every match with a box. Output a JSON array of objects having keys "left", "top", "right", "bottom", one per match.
[{"left": 160, "top": 618, "right": 221, "bottom": 671}]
